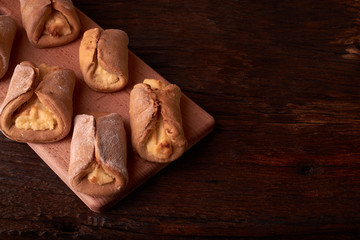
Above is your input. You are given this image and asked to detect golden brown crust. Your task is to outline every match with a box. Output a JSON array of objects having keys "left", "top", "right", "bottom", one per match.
[
  {"left": 0, "top": 15, "right": 17, "bottom": 79},
  {"left": 79, "top": 28, "right": 129, "bottom": 92},
  {"left": 69, "top": 113, "right": 128, "bottom": 197},
  {"left": 97, "top": 29, "right": 128, "bottom": 78},
  {"left": 0, "top": 61, "right": 75, "bottom": 143},
  {"left": 78, "top": 28, "right": 99, "bottom": 89},
  {"left": 20, "top": 0, "right": 81, "bottom": 48},
  {"left": 129, "top": 79, "right": 187, "bottom": 163}
]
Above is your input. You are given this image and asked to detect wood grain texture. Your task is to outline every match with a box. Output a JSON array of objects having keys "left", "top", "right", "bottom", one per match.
[{"left": 1, "top": 0, "right": 360, "bottom": 239}]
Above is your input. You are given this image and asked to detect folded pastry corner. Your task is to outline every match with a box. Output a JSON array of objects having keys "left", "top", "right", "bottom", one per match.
[
  {"left": 0, "top": 61, "right": 76, "bottom": 143},
  {"left": 79, "top": 28, "right": 129, "bottom": 92},
  {"left": 0, "top": 15, "right": 17, "bottom": 79},
  {"left": 129, "top": 79, "right": 187, "bottom": 163},
  {"left": 69, "top": 113, "right": 128, "bottom": 197},
  {"left": 20, "top": 0, "right": 81, "bottom": 48}
]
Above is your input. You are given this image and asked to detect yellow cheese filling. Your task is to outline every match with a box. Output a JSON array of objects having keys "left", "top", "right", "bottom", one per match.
[
  {"left": 43, "top": 11, "right": 71, "bottom": 37},
  {"left": 144, "top": 79, "right": 173, "bottom": 159},
  {"left": 38, "top": 63, "right": 59, "bottom": 80},
  {"left": 146, "top": 115, "right": 173, "bottom": 159},
  {"left": 88, "top": 165, "right": 115, "bottom": 185},
  {"left": 93, "top": 64, "right": 119, "bottom": 87},
  {"left": 143, "top": 78, "right": 164, "bottom": 92},
  {"left": 15, "top": 98, "right": 57, "bottom": 131}
]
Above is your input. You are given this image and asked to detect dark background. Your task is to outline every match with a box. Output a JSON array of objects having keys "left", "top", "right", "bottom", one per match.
[{"left": 2, "top": 0, "right": 360, "bottom": 239}]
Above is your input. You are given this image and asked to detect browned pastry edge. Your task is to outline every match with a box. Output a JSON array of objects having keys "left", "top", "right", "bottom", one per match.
[
  {"left": 129, "top": 80, "right": 187, "bottom": 163},
  {"left": 0, "top": 61, "right": 75, "bottom": 143},
  {"left": 20, "top": 0, "right": 81, "bottom": 48},
  {"left": 79, "top": 28, "right": 129, "bottom": 92},
  {"left": 0, "top": 15, "right": 17, "bottom": 79},
  {"left": 69, "top": 113, "right": 128, "bottom": 197}
]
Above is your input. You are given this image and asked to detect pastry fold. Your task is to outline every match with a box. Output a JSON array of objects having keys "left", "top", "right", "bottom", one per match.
[
  {"left": 0, "top": 61, "right": 75, "bottom": 143},
  {"left": 129, "top": 79, "right": 187, "bottom": 163},
  {"left": 79, "top": 28, "right": 129, "bottom": 92},
  {"left": 0, "top": 15, "right": 17, "bottom": 79},
  {"left": 69, "top": 113, "right": 128, "bottom": 197},
  {"left": 20, "top": 0, "right": 81, "bottom": 48}
]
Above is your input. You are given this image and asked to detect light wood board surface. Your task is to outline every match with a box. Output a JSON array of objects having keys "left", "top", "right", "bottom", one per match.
[{"left": 0, "top": 1, "right": 214, "bottom": 212}]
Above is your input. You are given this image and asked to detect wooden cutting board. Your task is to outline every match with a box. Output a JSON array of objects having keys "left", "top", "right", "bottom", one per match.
[{"left": 0, "top": 1, "right": 214, "bottom": 212}]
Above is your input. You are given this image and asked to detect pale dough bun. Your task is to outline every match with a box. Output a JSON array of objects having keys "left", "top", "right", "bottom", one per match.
[{"left": 69, "top": 113, "right": 128, "bottom": 197}]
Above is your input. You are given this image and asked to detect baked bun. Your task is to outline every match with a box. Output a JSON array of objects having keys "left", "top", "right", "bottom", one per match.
[
  {"left": 20, "top": 0, "right": 81, "bottom": 48},
  {"left": 79, "top": 28, "right": 129, "bottom": 92},
  {"left": 69, "top": 113, "right": 128, "bottom": 197},
  {"left": 0, "top": 15, "right": 17, "bottom": 79},
  {"left": 129, "top": 79, "right": 186, "bottom": 163},
  {"left": 0, "top": 61, "right": 75, "bottom": 143}
]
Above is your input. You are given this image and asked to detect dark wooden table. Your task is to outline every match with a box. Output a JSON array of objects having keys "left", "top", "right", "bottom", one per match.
[{"left": 2, "top": 0, "right": 360, "bottom": 239}]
